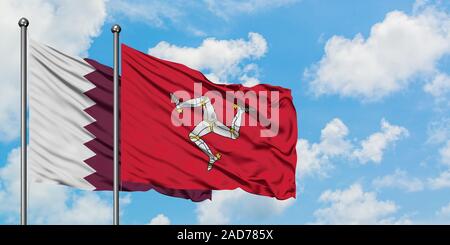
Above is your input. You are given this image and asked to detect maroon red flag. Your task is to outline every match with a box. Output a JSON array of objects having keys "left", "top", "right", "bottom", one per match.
[
  {"left": 83, "top": 58, "right": 211, "bottom": 202},
  {"left": 121, "top": 44, "right": 297, "bottom": 200}
]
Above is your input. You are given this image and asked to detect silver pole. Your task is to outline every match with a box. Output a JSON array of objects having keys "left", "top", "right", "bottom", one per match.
[
  {"left": 18, "top": 17, "right": 29, "bottom": 226},
  {"left": 111, "top": 24, "right": 121, "bottom": 226}
]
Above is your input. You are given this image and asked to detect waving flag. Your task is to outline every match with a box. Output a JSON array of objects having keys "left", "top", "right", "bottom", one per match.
[
  {"left": 121, "top": 45, "right": 297, "bottom": 200},
  {"left": 28, "top": 41, "right": 211, "bottom": 201}
]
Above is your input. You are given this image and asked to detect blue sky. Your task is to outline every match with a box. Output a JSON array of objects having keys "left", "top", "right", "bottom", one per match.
[{"left": 1, "top": 0, "right": 450, "bottom": 224}]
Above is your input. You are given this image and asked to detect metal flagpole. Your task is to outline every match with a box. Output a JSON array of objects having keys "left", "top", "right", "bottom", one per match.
[
  {"left": 112, "top": 24, "right": 121, "bottom": 226},
  {"left": 18, "top": 17, "right": 29, "bottom": 226}
]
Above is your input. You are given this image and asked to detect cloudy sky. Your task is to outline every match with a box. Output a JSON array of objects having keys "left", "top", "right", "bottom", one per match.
[{"left": 1, "top": 0, "right": 450, "bottom": 225}]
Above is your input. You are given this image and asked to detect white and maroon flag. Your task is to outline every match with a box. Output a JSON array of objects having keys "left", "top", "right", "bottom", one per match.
[{"left": 28, "top": 41, "right": 211, "bottom": 201}]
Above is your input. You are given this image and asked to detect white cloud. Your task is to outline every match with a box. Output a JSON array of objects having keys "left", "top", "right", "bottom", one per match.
[
  {"left": 426, "top": 119, "right": 450, "bottom": 181},
  {"left": 428, "top": 170, "right": 450, "bottom": 189},
  {"left": 204, "top": 0, "right": 297, "bottom": 20},
  {"left": 148, "top": 32, "right": 267, "bottom": 85},
  {"left": 239, "top": 63, "right": 262, "bottom": 87},
  {"left": 108, "top": 1, "right": 296, "bottom": 35},
  {"left": 0, "top": 0, "right": 107, "bottom": 141},
  {"left": 296, "top": 139, "right": 329, "bottom": 178},
  {"left": 196, "top": 189, "right": 294, "bottom": 224},
  {"left": 319, "top": 118, "right": 352, "bottom": 156},
  {"left": 48, "top": 192, "right": 112, "bottom": 225},
  {"left": 307, "top": 5, "right": 450, "bottom": 101},
  {"left": 372, "top": 169, "right": 424, "bottom": 192},
  {"left": 109, "top": 0, "right": 297, "bottom": 24},
  {"left": 108, "top": 0, "right": 181, "bottom": 28},
  {"left": 0, "top": 148, "right": 115, "bottom": 224},
  {"left": 352, "top": 119, "right": 409, "bottom": 164},
  {"left": 148, "top": 214, "right": 171, "bottom": 225},
  {"left": 239, "top": 75, "right": 261, "bottom": 87},
  {"left": 0, "top": 148, "right": 23, "bottom": 216},
  {"left": 424, "top": 73, "right": 450, "bottom": 98},
  {"left": 439, "top": 140, "right": 450, "bottom": 165},
  {"left": 437, "top": 202, "right": 450, "bottom": 217},
  {"left": 427, "top": 117, "right": 450, "bottom": 144},
  {"left": 298, "top": 118, "right": 408, "bottom": 177},
  {"left": 297, "top": 118, "right": 351, "bottom": 177},
  {"left": 313, "top": 183, "right": 411, "bottom": 224}
]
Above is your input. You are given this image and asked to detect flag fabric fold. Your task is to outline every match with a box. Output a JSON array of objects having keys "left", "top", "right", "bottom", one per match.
[
  {"left": 121, "top": 44, "right": 297, "bottom": 200},
  {"left": 29, "top": 41, "right": 211, "bottom": 202}
]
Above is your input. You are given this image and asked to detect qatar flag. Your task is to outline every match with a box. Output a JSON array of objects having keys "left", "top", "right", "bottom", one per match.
[
  {"left": 121, "top": 45, "right": 298, "bottom": 200},
  {"left": 28, "top": 41, "right": 210, "bottom": 202}
]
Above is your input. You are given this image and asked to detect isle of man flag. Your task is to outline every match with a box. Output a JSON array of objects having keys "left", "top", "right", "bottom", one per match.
[{"left": 121, "top": 45, "right": 298, "bottom": 200}]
